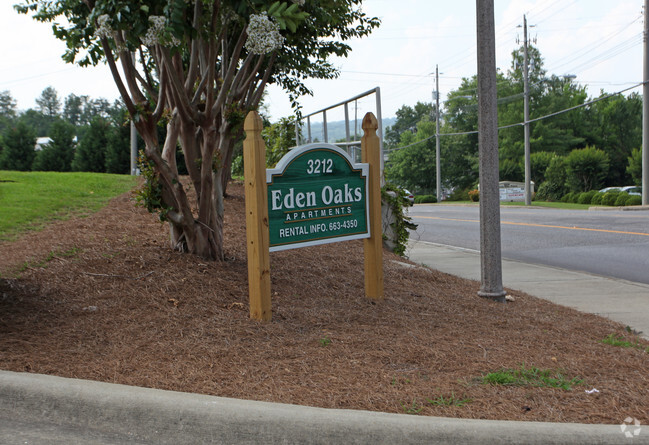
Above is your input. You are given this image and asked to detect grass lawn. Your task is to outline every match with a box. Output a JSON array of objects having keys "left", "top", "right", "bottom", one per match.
[
  {"left": 0, "top": 171, "right": 137, "bottom": 241},
  {"left": 500, "top": 201, "right": 592, "bottom": 210},
  {"left": 426, "top": 200, "right": 593, "bottom": 210}
]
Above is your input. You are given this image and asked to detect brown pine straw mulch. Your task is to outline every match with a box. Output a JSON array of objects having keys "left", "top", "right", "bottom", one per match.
[{"left": 1, "top": 181, "right": 648, "bottom": 425}]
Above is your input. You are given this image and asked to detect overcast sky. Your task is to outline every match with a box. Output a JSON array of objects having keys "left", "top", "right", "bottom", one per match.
[{"left": 0, "top": 0, "right": 643, "bottom": 122}]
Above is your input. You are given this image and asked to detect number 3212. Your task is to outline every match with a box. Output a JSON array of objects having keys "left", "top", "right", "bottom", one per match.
[{"left": 306, "top": 158, "right": 333, "bottom": 174}]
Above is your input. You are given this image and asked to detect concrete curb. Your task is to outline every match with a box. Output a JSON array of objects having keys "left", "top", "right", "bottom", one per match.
[
  {"left": 0, "top": 371, "right": 637, "bottom": 444},
  {"left": 588, "top": 205, "right": 649, "bottom": 211}
]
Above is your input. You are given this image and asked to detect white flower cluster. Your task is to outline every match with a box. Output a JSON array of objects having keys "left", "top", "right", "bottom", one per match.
[
  {"left": 245, "top": 14, "right": 284, "bottom": 55},
  {"left": 142, "top": 15, "right": 180, "bottom": 47},
  {"left": 95, "top": 14, "right": 113, "bottom": 39},
  {"left": 291, "top": 0, "right": 305, "bottom": 5},
  {"left": 142, "top": 15, "right": 166, "bottom": 46}
]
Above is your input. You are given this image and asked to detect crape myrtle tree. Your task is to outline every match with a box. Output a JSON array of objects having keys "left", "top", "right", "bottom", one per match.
[{"left": 17, "top": 0, "right": 379, "bottom": 260}]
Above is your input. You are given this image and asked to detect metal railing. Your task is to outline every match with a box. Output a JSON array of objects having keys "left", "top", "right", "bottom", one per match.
[{"left": 294, "top": 87, "right": 384, "bottom": 171}]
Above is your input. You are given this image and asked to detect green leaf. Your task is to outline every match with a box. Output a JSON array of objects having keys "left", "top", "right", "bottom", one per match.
[
  {"left": 267, "top": 1, "right": 281, "bottom": 15},
  {"left": 286, "top": 18, "right": 296, "bottom": 33},
  {"left": 276, "top": 2, "right": 288, "bottom": 15},
  {"left": 295, "top": 11, "right": 310, "bottom": 21}
]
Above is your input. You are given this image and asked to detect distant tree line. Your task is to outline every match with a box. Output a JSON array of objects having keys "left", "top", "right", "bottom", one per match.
[
  {"left": 0, "top": 87, "right": 133, "bottom": 174},
  {"left": 385, "top": 45, "right": 643, "bottom": 200}
]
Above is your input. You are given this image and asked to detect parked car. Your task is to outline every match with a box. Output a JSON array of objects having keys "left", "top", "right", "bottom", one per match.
[
  {"left": 599, "top": 186, "right": 621, "bottom": 193},
  {"left": 599, "top": 186, "right": 641, "bottom": 196},
  {"left": 403, "top": 189, "right": 415, "bottom": 206},
  {"left": 621, "top": 186, "right": 641, "bottom": 196}
]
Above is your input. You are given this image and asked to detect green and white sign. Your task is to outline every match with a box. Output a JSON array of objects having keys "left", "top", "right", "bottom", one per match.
[{"left": 266, "top": 143, "right": 370, "bottom": 252}]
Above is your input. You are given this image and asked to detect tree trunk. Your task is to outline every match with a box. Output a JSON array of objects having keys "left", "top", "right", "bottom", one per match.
[{"left": 219, "top": 124, "right": 244, "bottom": 196}]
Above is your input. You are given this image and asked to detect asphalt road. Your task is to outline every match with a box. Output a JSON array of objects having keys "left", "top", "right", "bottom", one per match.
[{"left": 408, "top": 204, "right": 649, "bottom": 285}]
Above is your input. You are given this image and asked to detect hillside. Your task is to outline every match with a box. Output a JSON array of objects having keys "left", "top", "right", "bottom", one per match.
[{"left": 303, "top": 117, "right": 396, "bottom": 143}]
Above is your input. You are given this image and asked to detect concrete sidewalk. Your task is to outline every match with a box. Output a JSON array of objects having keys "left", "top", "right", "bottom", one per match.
[
  {"left": 408, "top": 240, "right": 649, "bottom": 339},
  {"left": 0, "top": 371, "right": 638, "bottom": 444},
  {"left": 2, "top": 242, "right": 649, "bottom": 444}
]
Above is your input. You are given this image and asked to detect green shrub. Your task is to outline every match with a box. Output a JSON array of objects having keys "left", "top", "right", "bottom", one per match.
[
  {"left": 535, "top": 181, "right": 563, "bottom": 202},
  {"left": 562, "top": 192, "right": 579, "bottom": 203},
  {"left": 414, "top": 195, "right": 437, "bottom": 204},
  {"left": 614, "top": 192, "right": 630, "bottom": 206},
  {"left": 531, "top": 151, "right": 555, "bottom": 185},
  {"left": 448, "top": 188, "right": 470, "bottom": 201},
  {"left": 627, "top": 148, "right": 642, "bottom": 186},
  {"left": 577, "top": 190, "right": 597, "bottom": 205},
  {"left": 565, "top": 146, "right": 609, "bottom": 192},
  {"left": 600, "top": 191, "right": 620, "bottom": 206},
  {"left": 544, "top": 156, "right": 568, "bottom": 198},
  {"left": 590, "top": 192, "right": 604, "bottom": 205},
  {"left": 231, "top": 154, "right": 243, "bottom": 178},
  {"left": 626, "top": 195, "right": 642, "bottom": 206},
  {"left": 500, "top": 159, "right": 523, "bottom": 182}
]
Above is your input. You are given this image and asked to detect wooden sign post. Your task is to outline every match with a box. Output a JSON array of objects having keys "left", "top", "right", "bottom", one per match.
[
  {"left": 361, "top": 113, "right": 384, "bottom": 300},
  {"left": 243, "top": 112, "right": 271, "bottom": 321},
  {"left": 243, "top": 111, "right": 383, "bottom": 321}
]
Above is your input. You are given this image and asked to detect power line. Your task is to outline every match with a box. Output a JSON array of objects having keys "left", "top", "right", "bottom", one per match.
[
  {"left": 546, "top": 15, "right": 643, "bottom": 73},
  {"left": 381, "top": 8, "right": 641, "bottom": 114},
  {"left": 566, "top": 34, "right": 643, "bottom": 74},
  {"left": 386, "top": 82, "right": 643, "bottom": 153},
  {"left": 329, "top": 2, "right": 643, "bottom": 122}
]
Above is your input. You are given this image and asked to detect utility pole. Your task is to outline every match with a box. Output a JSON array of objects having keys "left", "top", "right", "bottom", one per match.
[
  {"left": 522, "top": 15, "right": 532, "bottom": 205},
  {"left": 130, "top": 51, "right": 138, "bottom": 176},
  {"left": 435, "top": 65, "right": 442, "bottom": 203},
  {"left": 476, "top": 0, "right": 506, "bottom": 302},
  {"left": 130, "top": 122, "right": 137, "bottom": 175},
  {"left": 642, "top": 0, "right": 649, "bottom": 205}
]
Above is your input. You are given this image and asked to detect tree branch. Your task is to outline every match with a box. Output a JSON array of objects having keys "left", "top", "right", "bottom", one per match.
[
  {"left": 249, "top": 52, "right": 277, "bottom": 108},
  {"left": 211, "top": 27, "right": 247, "bottom": 117},
  {"left": 139, "top": 46, "right": 156, "bottom": 95},
  {"left": 160, "top": 47, "right": 200, "bottom": 123},
  {"left": 99, "top": 37, "right": 135, "bottom": 115},
  {"left": 235, "top": 54, "right": 265, "bottom": 98},
  {"left": 115, "top": 32, "right": 147, "bottom": 104},
  {"left": 162, "top": 111, "right": 180, "bottom": 173},
  {"left": 185, "top": 0, "right": 203, "bottom": 91},
  {"left": 152, "top": 67, "right": 168, "bottom": 122}
]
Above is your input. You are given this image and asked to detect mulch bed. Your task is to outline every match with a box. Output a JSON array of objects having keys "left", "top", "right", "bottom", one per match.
[{"left": 1, "top": 181, "right": 648, "bottom": 424}]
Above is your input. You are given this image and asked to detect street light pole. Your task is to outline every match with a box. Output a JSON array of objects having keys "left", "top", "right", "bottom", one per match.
[
  {"left": 130, "top": 51, "right": 138, "bottom": 175},
  {"left": 130, "top": 121, "right": 137, "bottom": 175},
  {"left": 643, "top": 0, "right": 649, "bottom": 205},
  {"left": 476, "top": 0, "right": 506, "bottom": 302},
  {"left": 435, "top": 65, "right": 442, "bottom": 203}
]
